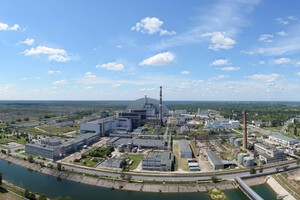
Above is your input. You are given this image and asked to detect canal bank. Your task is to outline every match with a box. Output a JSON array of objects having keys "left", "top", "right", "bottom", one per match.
[{"left": 0, "top": 159, "right": 280, "bottom": 200}]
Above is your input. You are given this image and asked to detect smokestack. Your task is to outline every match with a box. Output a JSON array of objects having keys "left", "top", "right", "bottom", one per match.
[
  {"left": 144, "top": 95, "right": 147, "bottom": 106},
  {"left": 159, "top": 86, "right": 163, "bottom": 126},
  {"left": 243, "top": 110, "right": 247, "bottom": 150}
]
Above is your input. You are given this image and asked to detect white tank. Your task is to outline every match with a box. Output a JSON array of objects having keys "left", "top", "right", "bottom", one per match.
[
  {"left": 237, "top": 153, "right": 246, "bottom": 163},
  {"left": 243, "top": 156, "right": 254, "bottom": 167},
  {"left": 229, "top": 137, "right": 236, "bottom": 144},
  {"left": 234, "top": 138, "right": 242, "bottom": 147}
]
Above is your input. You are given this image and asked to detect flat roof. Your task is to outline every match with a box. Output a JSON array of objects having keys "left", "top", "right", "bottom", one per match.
[
  {"left": 270, "top": 134, "right": 299, "bottom": 142},
  {"left": 206, "top": 150, "right": 223, "bottom": 166},
  {"left": 179, "top": 140, "right": 192, "bottom": 153}
]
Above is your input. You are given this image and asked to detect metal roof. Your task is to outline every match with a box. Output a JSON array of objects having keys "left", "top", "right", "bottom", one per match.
[
  {"left": 179, "top": 140, "right": 192, "bottom": 153},
  {"left": 206, "top": 150, "right": 223, "bottom": 166},
  {"left": 126, "top": 97, "right": 169, "bottom": 114},
  {"left": 270, "top": 134, "right": 299, "bottom": 142}
]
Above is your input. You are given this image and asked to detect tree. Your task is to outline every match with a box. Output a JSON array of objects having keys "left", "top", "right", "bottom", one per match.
[
  {"left": 38, "top": 194, "right": 47, "bottom": 200},
  {"left": 259, "top": 166, "right": 264, "bottom": 173},
  {"left": 296, "top": 159, "right": 300, "bottom": 165},
  {"left": 28, "top": 155, "right": 34, "bottom": 163},
  {"left": 249, "top": 167, "right": 256, "bottom": 174},
  {"left": 294, "top": 127, "right": 298, "bottom": 136},
  {"left": 211, "top": 176, "right": 217, "bottom": 183},
  {"left": 57, "top": 163, "right": 62, "bottom": 171},
  {"left": 126, "top": 174, "right": 132, "bottom": 183}
]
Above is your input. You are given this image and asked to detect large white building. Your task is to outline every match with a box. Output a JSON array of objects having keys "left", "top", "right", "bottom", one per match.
[
  {"left": 268, "top": 134, "right": 299, "bottom": 146},
  {"left": 205, "top": 120, "right": 240, "bottom": 129}
]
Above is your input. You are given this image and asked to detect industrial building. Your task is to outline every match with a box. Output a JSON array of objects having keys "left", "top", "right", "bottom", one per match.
[
  {"left": 268, "top": 134, "right": 299, "bottom": 146},
  {"left": 107, "top": 137, "right": 166, "bottom": 149},
  {"left": 206, "top": 150, "right": 224, "bottom": 170},
  {"left": 141, "top": 151, "right": 174, "bottom": 171},
  {"left": 25, "top": 133, "right": 99, "bottom": 160},
  {"left": 100, "top": 157, "right": 125, "bottom": 168},
  {"left": 254, "top": 142, "right": 286, "bottom": 164},
  {"left": 204, "top": 120, "right": 240, "bottom": 129},
  {"left": 179, "top": 140, "right": 193, "bottom": 158}
]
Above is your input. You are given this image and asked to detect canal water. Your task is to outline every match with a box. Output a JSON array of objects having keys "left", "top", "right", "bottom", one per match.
[{"left": 0, "top": 159, "right": 277, "bottom": 200}]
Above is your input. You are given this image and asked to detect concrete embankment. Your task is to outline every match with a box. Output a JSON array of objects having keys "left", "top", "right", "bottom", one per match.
[
  {"left": 266, "top": 176, "right": 296, "bottom": 200},
  {"left": 0, "top": 154, "right": 237, "bottom": 193}
]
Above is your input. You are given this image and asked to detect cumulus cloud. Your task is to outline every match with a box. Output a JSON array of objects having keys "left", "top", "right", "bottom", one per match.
[
  {"left": 201, "top": 32, "right": 236, "bottom": 51},
  {"left": 23, "top": 45, "right": 70, "bottom": 62},
  {"left": 19, "top": 38, "right": 35, "bottom": 46},
  {"left": 131, "top": 17, "right": 176, "bottom": 36},
  {"left": 248, "top": 73, "right": 280, "bottom": 82},
  {"left": 258, "top": 34, "right": 273, "bottom": 43},
  {"left": 53, "top": 79, "right": 68, "bottom": 85},
  {"left": 210, "top": 59, "right": 229, "bottom": 66},
  {"left": 138, "top": 88, "right": 156, "bottom": 92},
  {"left": 275, "top": 16, "right": 297, "bottom": 25},
  {"left": 48, "top": 70, "right": 61, "bottom": 75},
  {"left": 219, "top": 66, "right": 240, "bottom": 71},
  {"left": 296, "top": 72, "right": 300, "bottom": 76},
  {"left": 139, "top": 52, "right": 175, "bottom": 66},
  {"left": 180, "top": 70, "right": 189, "bottom": 75},
  {"left": 273, "top": 57, "right": 291, "bottom": 65},
  {"left": 211, "top": 75, "right": 228, "bottom": 80},
  {"left": 0, "top": 21, "right": 20, "bottom": 31},
  {"left": 96, "top": 62, "right": 125, "bottom": 71},
  {"left": 277, "top": 31, "right": 288, "bottom": 36}
]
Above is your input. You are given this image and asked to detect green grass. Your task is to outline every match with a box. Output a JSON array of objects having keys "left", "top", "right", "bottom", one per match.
[
  {"left": 1, "top": 182, "right": 24, "bottom": 197},
  {"left": 123, "top": 154, "right": 143, "bottom": 170},
  {"left": 262, "top": 126, "right": 283, "bottom": 132},
  {"left": 173, "top": 143, "right": 179, "bottom": 171},
  {"left": 39, "top": 124, "right": 79, "bottom": 134},
  {"left": 0, "top": 138, "right": 14, "bottom": 144},
  {"left": 80, "top": 157, "right": 97, "bottom": 167},
  {"left": 180, "top": 158, "right": 189, "bottom": 171},
  {"left": 21, "top": 152, "right": 37, "bottom": 158}
]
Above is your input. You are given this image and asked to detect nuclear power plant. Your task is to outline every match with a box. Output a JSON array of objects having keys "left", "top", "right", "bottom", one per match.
[{"left": 243, "top": 110, "right": 247, "bottom": 150}]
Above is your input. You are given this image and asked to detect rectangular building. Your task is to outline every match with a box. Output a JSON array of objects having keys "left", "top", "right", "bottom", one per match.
[
  {"left": 179, "top": 140, "right": 193, "bottom": 158},
  {"left": 142, "top": 151, "right": 174, "bottom": 171},
  {"left": 268, "top": 134, "right": 299, "bottom": 146},
  {"left": 206, "top": 150, "right": 224, "bottom": 170}
]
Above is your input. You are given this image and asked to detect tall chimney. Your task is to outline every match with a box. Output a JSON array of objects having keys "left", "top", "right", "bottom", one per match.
[
  {"left": 243, "top": 110, "right": 247, "bottom": 150},
  {"left": 159, "top": 86, "right": 163, "bottom": 126},
  {"left": 144, "top": 95, "right": 147, "bottom": 106}
]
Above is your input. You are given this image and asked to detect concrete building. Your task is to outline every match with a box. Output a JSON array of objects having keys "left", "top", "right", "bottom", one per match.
[
  {"left": 268, "top": 134, "right": 299, "bottom": 146},
  {"left": 80, "top": 117, "right": 115, "bottom": 136},
  {"left": 100, "top": 157, "right": 125, "bottom": 168},
  {"left": 205, "top": 120, "right": 240, "bottom": 129},
  {"left": 142, "top": 151, "right": 174, "bottom": 171},
  {"left": 179, "top": 140, "right": 193, "bottom": 158},
  {"left": 254, "top": 142, "right": 286, "bottom": 164},
  {"left": 177, "top": 125, "right": 190, "bottom": 135},
  {"left": 107, "top": 137, "right": 166, "bottom": 149},
  {"left": 25, "top": 133, "right": 99, "bottom": 160},
  {"left": 206, "top": 150, "right": 224, "bottom": 170}
]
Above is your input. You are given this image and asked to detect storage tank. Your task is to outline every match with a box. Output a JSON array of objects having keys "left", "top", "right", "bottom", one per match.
[
  {"left": 243, "top": 156, "right": 254, "bottom": 167},
  {"left": 234, "top": 138, "right": 242, "bottom": 147},
  {"left": 229, "top": 137, "right": 236, "bottom": 144},
  {"left": 237, "top": 153, "right": 246, "bottom": 163}
]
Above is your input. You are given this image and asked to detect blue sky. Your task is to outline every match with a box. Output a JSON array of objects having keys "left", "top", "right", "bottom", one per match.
[{"left": 1, "top": 0, "right": 300, "bottom": 101}]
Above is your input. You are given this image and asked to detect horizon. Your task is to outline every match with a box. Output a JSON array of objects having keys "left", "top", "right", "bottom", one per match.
[{"left": 1, "top": 0, "right": 300, "bottom": 101}]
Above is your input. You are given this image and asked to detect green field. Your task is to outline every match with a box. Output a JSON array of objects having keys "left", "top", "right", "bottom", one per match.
[{"left": 123, "top": 154, "right": 143, "bottom": 170}]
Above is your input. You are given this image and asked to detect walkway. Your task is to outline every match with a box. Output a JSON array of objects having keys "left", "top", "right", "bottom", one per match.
[{"left": 235, "top": 177, "right": 263, "bottom": 200}]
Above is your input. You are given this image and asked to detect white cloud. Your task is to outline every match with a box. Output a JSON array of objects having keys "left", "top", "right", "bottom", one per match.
[
  {"left": 53, "top": 79, "right": 68, "bottom": 85},
  {"left": 139, "top": 52, "right": 175, "bottom": 66},
  {"left": 131, "top": 17, "right": 176, "bottom": 36},
  {"left": 211, "top": 75, "right": 228, "bottom": 80},
  {"left": 210, "top": 59, "right": 229, "bottom": 66},
  {"left": 19, "top": 38, "right": 35, "bottom": 46},
  {"left": 201, "top": 32, "right": 236, "bottom": 51},
  {"left": 273, "top": 57, "right": 291, "bottom": 65},
  {"left": 116, "top": 44, "right": 123, "bottom": 48},
  {"left": 112, "top": 83, "right": 121, "bottom": 88},
  {"left": 85, "top": 86, "right": 93, "bottom": 90},
  {"left": 96, "top": 62, "right": 125, "bottom": 71},
  {"left": 259, "top": 61, "right": 265, "bottom": 65},
  {"left": 180, "top": 70, "right": 189, "bottom": 75},
  {"left": 21, "top": 77, "right": 28, "bottom": 81},
  {"left": 276, "top": 16, "right": 297, "bottom": 25},
  {"left": 84, "top": 71, "right": 97, "bottom": 78},
  {"left": 248, "top": 73, "right": 280, "bottom": 82},
  {"left": 48, "top": 70, "right": 61, "bottom": 75},
  {"left": 258, "top": 34, "right": 273, "bottom": 43},
  {"left": 219, "top": 66, "right": 240, "bottom": 71},
  {"left": 138, "top": 88, "right": 156, "bottom": 92},
  {"left": 153, "top": 1, "right": 258, "bottom": 50},
  {"left": 0, "top": 21, "right": 20, "bottom": 31},
  {"left": 1, "top": 84, "right": 14, "bottom": 93},
  {"left": 277, "top": 31, "right": 288, "bottom": 36},
  {"left": 23, "top": 45, "right": 70, "bottom": 62},
  {"left": 296, "top": 72, "right": 300, "bottom": 76}
]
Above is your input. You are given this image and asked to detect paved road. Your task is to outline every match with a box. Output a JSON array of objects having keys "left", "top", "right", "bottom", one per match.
[{"left": 60, "top": 159, "right": 299, "bottom": 182}]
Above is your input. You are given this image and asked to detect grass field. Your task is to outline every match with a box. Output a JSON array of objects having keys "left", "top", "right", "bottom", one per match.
[
  {"left": 262, "top": 126, "right": 283, "bottom": 132},
  {"left": 180, "top": 158, "right": 189, "bottom": 171},
  {"left": 173, "top": 143, "right": 179, "bottom": 171},
  {"left": 123, "top": 154, "right": 143, "bottom": 170}
]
